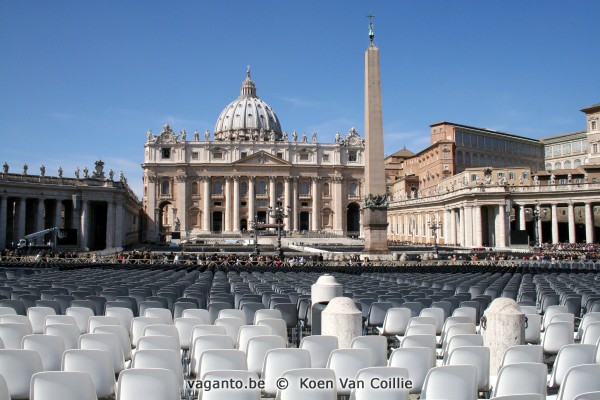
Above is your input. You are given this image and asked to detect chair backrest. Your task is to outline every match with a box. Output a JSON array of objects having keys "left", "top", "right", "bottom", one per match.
[
  {"left": 525, "top": 313, "right": 542, "bottom": 344},
  {"left": 326, "top": 348, "right": 373, "bottom": 395},
  {"left": 62, "top": 349, "right": 115, "bottom": 398},
  {"left": 181, "top": 308, "right": 211, "bottom": 323},
  {"left": 0, "top": 322, "right": 32, "bottom": 349},
  {"left": 238, "top": 325, "right": 272, "bottom": 352},
  {"left": 420, "top": 308, "right": 444, "bottom": 334},
  {"left": 263, "top": 348, "right": 311, "bottom": 396},
  {"left": 351, "top": 335, "right": 388, "bottom": 367},
  {"left": 577, "top": 312, "right": 600, "bottom": 339},
  {"left": 198, "top": 349, "right": 248, "bottom": 379},
  {"left": 254, "top": 309, "right": 282, "bottom": 324},
  {"left": 246, "top": 335, "right": 287, "bottom": 374},
  {"left": 22, "top": 333, "right": 65, "bottom": 372},
  {"left": 405, "top": 323, "right": 436, "bottom": 337},
  {"left": 276, "top": 368, "right": 337, "bottom": 400},
  {"left": 388, "top": 347, "right": 434, "bottom": 394},
  {"left": 131, "top": 349, "right": 184, "bottom": 395},
  {"left": 366, "top": 302, "right": 393, "bottom": 327},
  {"left": 130, "top": 316, "right": 162, "bottom": 347},
  {"left": 542, "top": 305, "right": 569, "bottom": 329},
  {"left": 79, "top": 333, "right": 125, "bottom": 374},
  {"left": 494, "top": 362, "right": 548, "bottom": 398},
  {"left": 30, "top": 371, "right": 97, "bottom": 400},
  {"left": 137, "top": 335, "right": 179, "bottom": 352},
  {"left": 556, "top": 364, "right": 600, "bottom": 400},
  {"left": 143, "top": 308, "right": 173, "bottom": 325},
  {"left": 452, "top": 307, "right": 477, "bottom": 324},
  {"left": 190, "top": 334, "right": 235, "bottom": 377},
  {"left": 444, "top": 334, "right": 483, "bottom": 360},
  {"left": 218, "top": 309, "right": 246, "bottom": 322},
  {"left": 574, "top": 392, "right": 600, "bottom": 400},
  {"left": 350, "top": 366, "right": 409, "bottom": 400},
  {"left": 117, "top": 368, "right": 180, "bottom": 400},
  {"left": 381, "top": 308, "right": 411, "bottom": 336},
  {"left": 27, "top": 306, "right": 56, "bottom": 334},
  {"left": 501, "top": 345, "right": 543, "bottom": 367},
  {"left": 299, "top": 335, "right": 338, "bottom": 368},
  {"left": 201, "top": 370, "right": 261, "bottom": 400},
  {"left": 489, "top": 395, "right": 543, "bottom": 400},
  {"left": 93, "top": 324, "right": 132, "bottom": 362},
  {"left": 542, "top": 321, "right": 574, "bottom": 355},
  {"left": 173, "top": 317, "right": 206, "bottom": 350},
  {"left": 549, "top": 344, "right": 596, "bottom": 388},
  {"left": 0, "top": 349, "right": 44, "bottom": 399},
  {"left": 446, "top": 345, "right": 490, "bottom": 391},
  {"left": 582, "top": 322, "right": 600, "bottom": 345},
  {"left": 87, "top": 316, "right": 120, "bottom": 333},
  {"left": 65, "top": 307, "right": 94, "bottom": 334},
  {"left": 422, "top": 365, "right": 477, "bottom": 400},
  {"left": 257, "top": 318, "right": 288, "bottom": 341},
  {"left": 215, "top": 317, "right": 245, "bottom": 342}
]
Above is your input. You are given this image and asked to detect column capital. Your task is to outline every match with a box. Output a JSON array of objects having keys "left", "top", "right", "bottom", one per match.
[
  {"left": 331, "top": 176, "right": 344, "bottom": 183},
  {"left": 175, "top": 175, "right": 186, "bottom": 182},
  {"left": 282, "top": 176, "right": 291, "bottom": 182},
  {"left": 268, "top": 176, "right": 276, "bottom": 182},
  {"left": 248, "top": 176, "right": 255, "bottom": 182},
  {"left": 311, "top": 176, "right": 322, "bottom": 182},
  {"left": 199, "top": 176, "right": 210, "bottom": 182},
  {"left": 232, "top": 176, "right": 240, "bottom": 182}
]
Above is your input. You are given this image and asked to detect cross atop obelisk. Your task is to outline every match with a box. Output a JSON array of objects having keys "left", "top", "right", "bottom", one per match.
[{"left": 362, "top": 14, "right": 389, "bottom": 255}]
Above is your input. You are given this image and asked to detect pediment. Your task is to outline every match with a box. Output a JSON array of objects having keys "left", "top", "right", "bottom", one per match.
[{"left": 233, "top": 151, "right": 292, "bottom": 166}]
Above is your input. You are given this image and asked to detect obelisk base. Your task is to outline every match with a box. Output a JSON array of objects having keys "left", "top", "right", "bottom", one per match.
[{"left": 362, "top": 208, "right": 389, "bottom": 254}]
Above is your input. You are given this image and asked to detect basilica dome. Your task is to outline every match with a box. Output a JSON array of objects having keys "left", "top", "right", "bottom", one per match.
[{"left": 213, "top": 68, "right": 283, "bottom": 141}]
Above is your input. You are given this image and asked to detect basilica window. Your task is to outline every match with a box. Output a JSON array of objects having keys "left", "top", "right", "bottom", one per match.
[
  {"left": 349, "top": 151, "right": 357, "bottom": 162},
  {"left": 241, "top": 152, "right": 247, "bottom": 159},
  {"left": 592, "top": 121, "right": 597, "bottom": 131},
  {"left": 545, "top": 163, "right": 552, "bottom": 170},
  {"left": 323, "top": 182, "right": 330, "bottom": 197},
  {"left": 160, "top": 180, "right": 170, "bottom": 196},
  {"left": 348, "top": 182, "right": 358, "bottom": 196},
  {"left": 299, "top": 181, "right": 310, "bottom": 195},
  {"left": 554, "top": 162, "right": 562, "bottom": 170},
  {"left": 521, "top": 172, "right": 529, "bottom": 179},
  {"left": 276, "top": 182, "right": 283, "bottom": 197},
  {"left": 299, "top": 153, "right": 309, "bottom": 161},
  {"left": 191, "top": 152, "right": 199, "bottom": 160},
  {"left": 161, "top": 148, "right": 171, "bottom": 159},
  {"left": 564, "top": 160, "right": 572, "bottom": 169},
  {"left": 257, "top": 180, "right": 267, "bottom": 195},
  {"left": 213, "top": 181, "right": 223, "bottom": 195},
  {"left": 213, "top": 152, "right": 223, "bottom": 160},
  {"left": 276, "top": 152, "right": 283, "bottom": 159},
  {"left": 323, "top": 154, "right": 330, "bottom": 162},
  {"left": 574, "top": 159, "right": 582, "bottom": 168},
  {"left": 191, "top": 182, "right": 199, "bottom": 196},
  {"left": 240, "top": 182, "right": 248, "bottom": 195}
]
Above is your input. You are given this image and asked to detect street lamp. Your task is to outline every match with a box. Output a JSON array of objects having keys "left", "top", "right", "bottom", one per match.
[
  {"left": 267, "top": 204, "right": 291, "bottom": 259},
  {"left": 526, "top": 203, "right": 546, "bottom": 249},
  {"left": 249, "top": 214, "right": 260, "bottom": 255},
  {"left": 428, "top": 216, "right": 442, "bottom": 258}
]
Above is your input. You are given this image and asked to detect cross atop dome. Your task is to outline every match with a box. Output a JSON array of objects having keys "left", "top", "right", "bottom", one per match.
[{"left": 241, "top": 66, "right": 257, "bottom": 97}]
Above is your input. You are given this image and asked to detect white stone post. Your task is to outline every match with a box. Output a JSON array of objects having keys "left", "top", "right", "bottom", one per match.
[{"left": 322, "top": 298, "right": 362, "bottom": 349}]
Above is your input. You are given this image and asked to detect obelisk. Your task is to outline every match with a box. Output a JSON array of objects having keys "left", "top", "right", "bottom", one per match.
[{"left": 363, "top": 15, "right": 389, "bottom": 255}]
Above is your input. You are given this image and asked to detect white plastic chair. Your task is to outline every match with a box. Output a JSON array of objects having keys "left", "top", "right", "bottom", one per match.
[
  {"left": 574, "top": 392, "right": 600, "bottom": 400},
  {"left": 542, "top": 321, "right": 574, "bottom": 355},
  {"left": 218, "top": 309, "right": 246, "bottom": 322},
  {"left": 130, "top": 316, "right": 161, "bottom": 347},
  {"left": 43, "top": 315, "right": 78, "bottom": 330},
  {"left": 0, "top": 322, "right": 32, "bottom": 349},
  {"left": 105, "top": 307, "right": 134, "bottom": 331},
  {"left": 576, "top": 312, "right": 600, "bottom": 340},
  {"left": 246, "top": 335, "right": 287, "bottom": 376},
  {"left": 66, "top": 307, "right": 94, "bottom": 334},
  {"left": 452, "top": 306, "right": 477, "bottom": 325},
  {"left": 299, "top": 335, "right": 338, "bottom": 368},
  {"left": 131, "top": 349, "right": 184, "bottom": 395},
  {"left": 422, "top": 365, "right": 477, "bottom": 400},
  {"left": 388, "top": 347, "right": 434, "bottom": 394},
  {"left": 137, "top": 335, "right": 179, "bottom": 352},
  {"left": 27, "top": 306, "right": 56, "bottom": 334},
  {"left": 405, "top": 323, "right": 436, "bottom": 337},
  {"left": 446, "top": 346, "right": 490, "bottom": 392},
  {"left": 263, "top": 348, "right": 311, "bottom": 396},
  {"left": 257, "top": 318, "right": 288, "bottom": 343},
  {"left": 87, "top": 316, "right": 120, "bottom": 334},
  {"left": 45, "top": 323, "right": 81, "bottom": 349},
  {"left": 174, "top": 317, "right": 206, "bottom": 351},
  {"left": 326, "top": 348, "right": 373, "bottom": 396},
  {"left": 548, "top": 344, "right": 596, "bottom": 388},
  {"left": 0, "top": 307, "right": 17, "bottom": 317},
  {"left": 215, "top": 317, "right": 245, "bottom": 343},
  {"left": 198, "top": 349, "right": 248, "bottom": 379},
  {"left": 0, "top": 374, "right": 10, "bottom": 400},
  {"left": 117, "top": 368, "right": 180, "bottom": 400},
  {"left": 500, "top": 345, "right": 543, "bottom": 368},
  {"left": 581, "top": 321, "right": 600, "bottom": 345},
  {"left": 201, "top": 370, "right": 261, "bottom": 400},
  {"left": 542, "top": 305, "right": 568, "bottom": 330},
  {"left": 30, "top": 371, "right": 97, "bottom": 400},
  {"left": 190, "top": 335, "right": 235, "bottom": 378},
  {"left": 0, "top": 349, "right": 44, "bottom": 399},
  {"left": 62, "top": 349, "right": 115, "bottom": 399},
  {"left": 351, "top": 335, "right": 388, "bottom": 367},
  {"left": 22, "top": 334, "right": 66, "bottom": 371},
  {"left": 143, "top": 308, "right": 173, "bottom": 325},
  {"left": 181, "top": 308, "right": 211, "bottom": 324},
  {"left": 349, "top": 366, "right": 409, "bottom": 400},
  {"left": 79, "top": 333, "right": 125, "bottom": 374},
  {"left": 237, "top": 325, "right": 271, "bottom": 352},
  {"left": 142, "top": 324, "right": 180, "bottom": 349},
  {"left": 275, "top": 368, "right": 337, "bottom": 400},
  {"left": 444, "top": 334, "right": 483, "bottom": 363},
  {"left": 555, "top": 364, "right": 600, "bottom": 400},
  {"left": 524, "top": 314, "right": 542, "bottom": 344},
  {"left": 490, "top": 395, "right": 543, "bottom": 400},
  {"left": 0, "top": 315, "right": 32, "bottom": 331},
  {"left": 493, "top": 362, "right": 547, "bottom": 398},
  {"left": 420, "top": 307, "right": 444, "bottom": 334},
  {"left": 93, "top": 324, "right": 132, "bottom": 362},
  {"left": 377, "top": 307, "right": 411, "bottom": 337}
]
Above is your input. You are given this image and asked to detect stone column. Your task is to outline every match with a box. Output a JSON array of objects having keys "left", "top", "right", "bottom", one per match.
[
  {"left": 145, "top": 176, "right": 158, "bottom": 241},
  {"left": 176, "top": 175, "right": 187, "bottom": 236},
  {"left": 232, "top": 177, "right": 240, "bottom": 233},
  {"left": 54, "top": 200, "right": 62, "bottom": 229},
  {"left": 311, "top": 177, "right": 320, "bottom": 231},
  {"left": 322, "top": 298, "right": 362, "bottom": 349},
  {"left": 537, "top": 209, "right": 544, "bottom": 244},
  {"left": 0, "top": 197, "right": 7, "bottom": 250},
  {"left": 473, "top": 205, "right": 483, "bottom": 247},
  {"left": 496, "top": 204, "right": 507, "bottom": 248},
  {"left": 80, "top": 200, "right": 89, "bottom": 250},
  {"left": 292, "top": 178, "right": 299, "bottom": 232},
  {"left": 203, "top": 178, "right": 211, "bottom": 232},
  {"left": 459, "top": 207, "right": 466, "bottom": 246},
  {"left": 519, "top": 205, "right": 526, "bottom": 231},
  {"left": 71, "top": 198, "right": 80, "bottom": 246},
  {"left": 106, "top": 201, "right": 115, "bottom": 249},
  {"left": 16, "top": 197, "right": 26, "bottom": 242},
  {"left": 450, "top": 209, "right": 457, "bottom": 245},
  {"left": 585, "top": 202, "right": 594, "bottom": 244},
  {"left": 425, "top": 214, "right": 431, "bottom": 243},
  {"left": 464, "top": 206, "right": 473, "bottom": 247},
  {"left": 36, "top": 198, "right": 45, "bottom": 244},
  {"left": 551, "top": 204, "right": 559, "bottom": 244},
  {"left": 114, "top": 201, "right": 124, "bottom": 248},
  {"left": 332, "top": 177, "right": 344, "bottom": 234},
  {"left": 482, "top": 298, "right": 525, "bottom": 375},
  {"left": 283, "top": 177, "right": 291, "bottom": 232},
  {"left": 248, "top": 177, "right": 255, "bottom": 225},
  {"left": 568, "top": 202, "right": 576, "bottom": 244},
  {"left": 224, "top": 178, "right": 231, "bottom": 232},
  {"left": 269, "top": 178, "right": 276, "bottom": 225}
]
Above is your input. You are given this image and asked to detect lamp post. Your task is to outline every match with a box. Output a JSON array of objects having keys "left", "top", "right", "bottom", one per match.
[
  {"left": 267, "top": 204, "right": 291, "bottom": 259},
  {"left": 526, "top": 203, "right": 545, "bottom": 249},
  {"left": 428, "top": 216, "right": 441, "bottom": 258},
  {"left": 249, "top": 214, "right": 260, "bottom": 255}
]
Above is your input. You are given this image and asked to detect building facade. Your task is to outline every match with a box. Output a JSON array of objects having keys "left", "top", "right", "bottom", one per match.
[
  {"left": 0, "top": 161, "right": 140, "bottom": 251},
  {"left": 142, "top": 71, "right": 366, "bottom": 242}
]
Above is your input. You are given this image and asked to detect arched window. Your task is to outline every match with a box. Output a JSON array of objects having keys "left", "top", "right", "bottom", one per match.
[
  {"left": 257, "top": 180, "right": 267, "bottom": 195},
  {"left": 160, "top": 180, "right": 170, "bottom": 196},
  {"left": 564, "top": 160, "right": 572, "bottom": 169},
  {"left": 574, "top": 159, "right": 582, "bottom": 168},
  {"left": 323, "top": 182, "right": 330, "bottom": 197},
  {"left": 472, "top": 153, "right": 479, "bottom": 167},
  {"left": 191, "top": 182, "right": 198, "bottom": 196},
  {"left": 456, "top": 151, "right": 463, "bottom": 165},
  {"left": 213, "top": 181, "right": 223, "bottom": 195},
  {"left": 554, "top": 162, "right": 562, "bottom": 170},
  {"left": 465, "top": 152, "right": 471, "bottom": 166},
  {"left": 299, "top": 181, "right": 309, "bottom": 195},
  {"left": 545, "top": 163, "right": 552, "bottom": 170}
]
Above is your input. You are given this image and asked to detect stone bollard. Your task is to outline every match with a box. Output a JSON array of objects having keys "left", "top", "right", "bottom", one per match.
[
  {"left": 481, "top": 298, "right": 525, "bottom": 375},
  {"left": 311, "top": 274, "right": 343, "bottom": 305},
  {"left": 322, "top": 297, "right": 362, "bottom": 348}
]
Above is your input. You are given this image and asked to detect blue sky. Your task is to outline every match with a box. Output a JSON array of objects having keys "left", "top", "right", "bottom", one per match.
[{"left": 1, "top": 1, "right": 599, "bottom": 197}]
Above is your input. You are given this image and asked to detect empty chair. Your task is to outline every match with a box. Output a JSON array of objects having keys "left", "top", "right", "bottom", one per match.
[
  {"left": 143, "top": 324, "right": 180, "bottom": 348},
  {"left": 378, "top": 307, "right": 411, "bottom": 338},
  {"left": 45, "top": 322, "right": 81, "bottom": 350},
  {"left": 215, "top": 317, "right": 245, "bottom": 342},
  {"left": 364, "top": 302, "right": 393, "bottom": 334},
  {"left": 446, "top": 346, "right": 490, "bottom": 392},
  {"left": 257, "top": 318, "right": 288, "bottom": 343},
  {"left": 519, "top": 305, "right": 538, "bottom": 314},
  {"left": 242, "top": 302, "right": 266, "bottom": 325},
  {"left": 490, "top": 395, "right": 543, "bottom": 400},
  {"left": 253, "top": 309, "right": 282, "bottom": 324},
  {"left": 556, "top": 364, "right": 600, "bottom": 400},
  {"left": 174, "top": 317, "right": 205, "bottom": 352},
  {"left": 93, "top": 324, "right": 132, "bottom": 362},
  {"left": 137, "top": 335, "right": 179, "bottom": 352},
  {"left": 21, "top": 334, "right": 64, "bottom": 372},
  {"left": 190, "top": 335, "right": 235, "bottom": 378},
  {"left": 548, "top": 344, "right": 596, "bottom": 388},
  {"left": 350, "top": 366, "right": 409, "bottom": 400},
  {"left": 79, "top": 333, "right": 125, "bottom": 374},
  {"left": 422, "top": 365, "right": 477, "bottom": 400},
  {"left": 208, "top": 302, "right": 232, "bottom": 324},
  {"left": 130, "top": 316, "right": 161, "bottom": 347},
  {"left": 0, "top": 307, "right": 16, "bottom": 317},
  {"left": 66, "top": 307, "right": 94, "bottom": 334},
  {"left": 276, "top": 368, "right": 337, "bottom": 400},
  {"left": 143, "top": 308, "right": 173, "bottom": 325},
  {"left": 524, "top": 314, "right": 542, "bottom": 344},
  {"left": 573, "top": 393, "right": 600, "bottom": 400},
  {"left": 439, "top": 316, "right": 472, "bottom": 345},
  {"left": 582, "top": 321, "right": 600, "bottom": 345},
  {"left": 30, "top": 371, "right": 97, "bottom": 400},
  {"left": 218, "top": 309, "right": 246, "bottom": 321},
  {"left": 442, "top": 323, "right": 476, "bottom": 356},
  {"left": 299, "top": 335, "right": 338, "bottom": 368},
  {"left": 500, "top": 345, "right": 544, "bottom": 367},
  {"left": 327, "top": 349, "right": 373, "bottom": 396},
  {"left": 542, "top": 305, "right": 568, "bottom": 330},
  {"left": 182, "top": 308, "right": 211, "bottom": 324},
  {"left": 0, "top": 322, "right": 32, "bottom": 349},
  {"left": 452, "top": 307, "right": 477, "bottom": 325},
  {"left": 197, "top": 349, "right": 248, "bottom": 380},
  {"left": 27, "top": 306, "right": 56, "bottom": 334},
  {"left": 444, "top": 334, "right": 483, "bottom": 362},
  {"left": 131, "top": 349, "right": 184, "bottom": 395},
  {"left": 577, "top": 312, "right": 600, "bottom": 340},
  {"left": 420, "top": 307, "right": 444, "bottom": 334},
  {"left": 0, "top": 299, "right": 26, "bottom": 315},
  {"left": 246, "top": 335, "right": 287, "bottom": 376},
  {"left": 62, "top": 349, "right": 115, "bottom": 399},
  {"left": 201, "top": 370, "right": 261, "bottom": 400},
  {"left": 550, "top": 312, "right": 575, "bottom": 327},
  {"left": 351, "top": 335, "right": 388, "bottom": 367},
  {"left": 400, "top": 334, "right": 437, "bottom": 363},
  {"left": 191, "top": 325, "right": 227, "bottom": 344},
  {"left": 405, "top": 323, "right": 436, "bottom": 337},
  {"left": 87, "top": 316, "right": 120, "bottom": 333},
  {"left": 105, "top": 307, "right": 134, "bottom": 331},
  {"left": 43, "top": 314, "right": 77, "bottom": 330},
  {"left": 237, "top": 325, "right": 271, "bottom": 352},
  {"left": 542, "top": 321, "right": 574, "bottom": 355},
  {"left": 493, "top": 362, "right": 547, "bottom": 398},
  {"left": 263, "top": 349, "right": 311, "bottom": 396},
  {"left": 0, "top": 349, "right": 44, "bottom": 399},
  {"left": 388, "top": 347, "right": 434, "bottom": 394},
  {"left": 173, "top": 302, "right": 197, "bottom": 319},
  {"left": 117, "top": 368, "right": 180, "bottom": 400}
]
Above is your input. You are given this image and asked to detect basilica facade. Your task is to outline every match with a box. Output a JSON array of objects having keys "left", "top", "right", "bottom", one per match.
[{"left": 142, "top": 71, "right": 366, "bottom": 241}]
